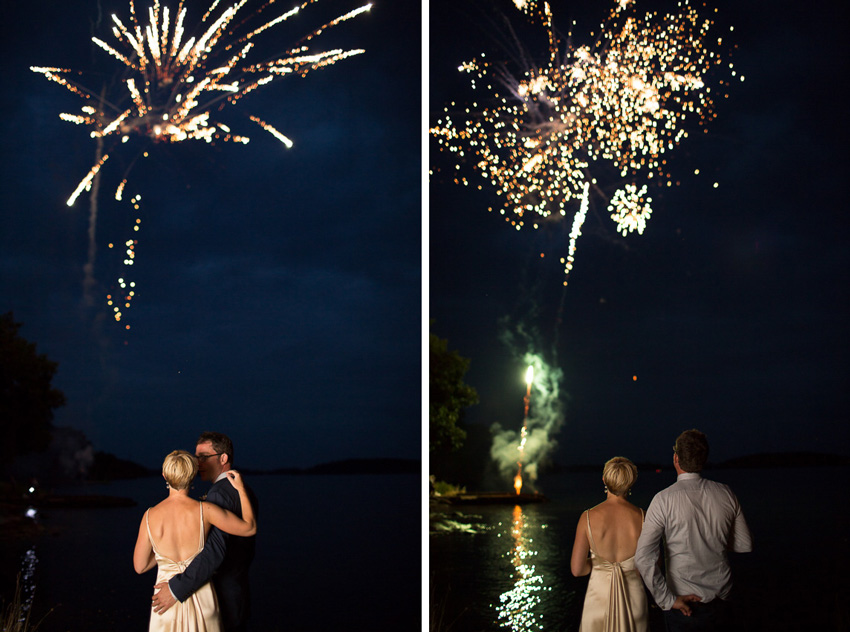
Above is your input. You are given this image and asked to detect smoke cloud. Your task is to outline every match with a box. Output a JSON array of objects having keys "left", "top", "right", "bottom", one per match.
[{"left": 490, "top": 322, "right": 565, "bottom": 491}]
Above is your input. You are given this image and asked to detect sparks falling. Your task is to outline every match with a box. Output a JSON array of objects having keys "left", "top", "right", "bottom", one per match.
[
  {"left": 32, "top": 0, "right": 372, "bottom": 207},
  {"left": 431, "top": 0, "right": 741, "bottom": 285}
]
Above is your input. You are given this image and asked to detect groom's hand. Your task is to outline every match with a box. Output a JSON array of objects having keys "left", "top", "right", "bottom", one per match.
[
  {"left": 671, "top": 594, "right": 701, "bottom": 617},
  {"left": 152, "top": 582, "right": 177, "bottom": 614}
]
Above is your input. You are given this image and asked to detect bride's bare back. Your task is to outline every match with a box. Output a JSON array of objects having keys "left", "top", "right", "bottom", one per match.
[
  {"left": 586, "top": 500, "right": 643, "bottom": 562},
  {"left": 571, "top": 496, "right": 644, "bottom": 576},
  {"left": 146, "top": 497, "right": 210, "bottom": 562}
]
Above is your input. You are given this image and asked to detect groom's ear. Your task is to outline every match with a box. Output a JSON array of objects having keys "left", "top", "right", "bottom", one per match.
[{"left": 221, "top": 453, "right": 229, "bottom": 466}]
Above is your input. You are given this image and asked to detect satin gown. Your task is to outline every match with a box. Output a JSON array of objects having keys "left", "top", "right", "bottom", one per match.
[
  {"left": 146, "top": 503, "right": 221, "bottom": 632},
  {"left": 578, "top": 510, "right": 648, "bottom": 632}
]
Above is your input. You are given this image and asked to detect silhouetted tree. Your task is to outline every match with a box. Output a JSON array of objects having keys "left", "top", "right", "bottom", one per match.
[
  {"left": 0, "top": 312, "right": 65, "bottom": 464},
  {"left": 430, "top": 329, "right": 478, "bottom": 452}
]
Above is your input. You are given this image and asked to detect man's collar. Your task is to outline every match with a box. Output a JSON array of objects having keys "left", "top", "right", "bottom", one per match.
[
  {"left": 676, "top": 471, "right": 702, "bottom": 481},
  {"left": 214, "top": 471, "right": 229, "bottom": 484}
]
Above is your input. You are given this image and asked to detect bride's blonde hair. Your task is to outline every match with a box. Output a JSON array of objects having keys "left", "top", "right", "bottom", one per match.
[
  {"left": 163, "top": 450, "right": 198, "bottom": 490},
  {"left": 603, "top": 456, "right": 638, "bottom": 496}
]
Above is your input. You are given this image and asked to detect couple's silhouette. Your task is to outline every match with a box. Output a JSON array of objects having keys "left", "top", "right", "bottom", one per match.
[
  {"left": 571, "top": 430, "right": 753, "bottom": 631},
  {"left": 134, "top": 432, "right": 258, "bottom": 632}
]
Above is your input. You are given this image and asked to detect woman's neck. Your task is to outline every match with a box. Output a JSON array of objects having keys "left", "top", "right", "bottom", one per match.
[{"left": 605, "top": 492, "right": 629, "bottom": 504}]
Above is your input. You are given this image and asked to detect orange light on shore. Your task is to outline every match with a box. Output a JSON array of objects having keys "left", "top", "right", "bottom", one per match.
[{"left": 514, "top": 473, "right": 523, "bottom": 495}]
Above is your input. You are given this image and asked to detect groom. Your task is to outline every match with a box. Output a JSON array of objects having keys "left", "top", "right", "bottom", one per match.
[
  {"left": 151, "top": 431, "right": 258, "bottom": 631},
  {"left": 635, "top": 429, "right": 752, "bottom": 630}
]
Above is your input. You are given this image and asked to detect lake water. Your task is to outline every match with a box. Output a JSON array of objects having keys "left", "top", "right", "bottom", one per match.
[
  {"left": 7, "top": 473, "right": 420, "bottom": 631},
  {"left": 430, "top": 467, "right": 850, "bottom": 632}
]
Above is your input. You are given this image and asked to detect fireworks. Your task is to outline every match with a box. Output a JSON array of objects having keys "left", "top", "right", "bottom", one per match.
[
  {"left": 32, "top": 0, "right": 371, "bottom": 324},
  {"left": 431, "top": 0, "right": 741, "bottom": 285},
  {"left": 32, "top": 0, "right": 371, "bottom": 207}
]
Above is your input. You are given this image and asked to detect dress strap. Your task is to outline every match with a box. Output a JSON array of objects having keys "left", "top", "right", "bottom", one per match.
[
  {"left": 585, "top": 509, "right": 598, "bottom": 552},
  {"left": 145, "top": 508, "right": 160, "bottom": 555},
  {"left": 640, "top": 507, "right": 645, "bottom": 522},
  {"left": 198, "top": 501, "right": 205, "bottom": 552}
]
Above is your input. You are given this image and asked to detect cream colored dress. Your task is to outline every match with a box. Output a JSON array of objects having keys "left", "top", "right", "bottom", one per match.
[
  {"left": 578, "top": 510, "right": 648, "bottom": 632},
  {"left": 146, "top": 503, "right": 221, "bottom": 632}
]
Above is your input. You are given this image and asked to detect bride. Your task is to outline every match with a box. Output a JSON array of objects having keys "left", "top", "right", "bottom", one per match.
[
  {"left": 570, "top": 456, "right": 648, "bottom": 632},
  {"left": 133, "top": 450, "right": 257, "bottom": 632}
]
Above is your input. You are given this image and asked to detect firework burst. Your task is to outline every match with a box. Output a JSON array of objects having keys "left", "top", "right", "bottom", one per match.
[
  {"left": 431, "top": 0, "right": 741, "bottom": 285},
  {"left": 33, "top": 0, "right": 371, "bottom": 206},
  {"left": 32, "top": 0, "right": 371, "bottom": 326}
]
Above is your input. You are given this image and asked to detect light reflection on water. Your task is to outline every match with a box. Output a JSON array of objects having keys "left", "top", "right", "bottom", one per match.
[
  {"left": 431, "top": 500, "right": 576, "bottom": 631},
  {"left": 494, "top": 505, "right": 551, "bottom": 631},
  {"left": 18, "top": 504, "right": 40, "bottom": 622},
  {"left": 18, "top": 547, "right": 39, "bottom": 622}
]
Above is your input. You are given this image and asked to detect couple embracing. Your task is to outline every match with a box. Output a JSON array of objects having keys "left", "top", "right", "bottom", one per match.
[
  {"left": 133, "top": 432, "right": 258, "bottom": 632},
  {"left": 570, "top": 429, "right": 753, "bottom": 631}
]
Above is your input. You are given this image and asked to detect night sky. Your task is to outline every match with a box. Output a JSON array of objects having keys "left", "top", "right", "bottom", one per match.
[
  {"left": 430, "top": 0, "right": 849, "bottom": 469},
  {"left": 0, "top": 0, "right": 420, "bottom": 471}
]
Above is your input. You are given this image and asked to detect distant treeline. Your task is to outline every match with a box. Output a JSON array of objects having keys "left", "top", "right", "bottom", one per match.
[
  {"left": 548, "top": 452, "right": 850, "bottom": 473},
  {"left": 90, "top": 450, "right": 846, "bottom": 481},
  {"left": 260, "top": 457, "right": 420, "bottom": 476},
  {"left": 90, "top": 455, "right": 420, "bottom": 480}
]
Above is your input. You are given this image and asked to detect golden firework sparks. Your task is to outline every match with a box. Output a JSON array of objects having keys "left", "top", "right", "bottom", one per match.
[
  {"left": 32, "top": 0, "right": 371, "bottom": 326},
  {"left": 32, "top": 0, "right": 371, "bottom": 206},
  {"left": 431, "top": 0, "right": 741, "bottom": 285}
]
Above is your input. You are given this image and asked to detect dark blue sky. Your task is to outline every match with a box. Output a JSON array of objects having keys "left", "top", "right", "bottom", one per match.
[
  {"left": 0, "top": 0, "right": 420, "bottom": 470},
  {"left": 430, "top": 0, "right": 849, "bottom": 467}
]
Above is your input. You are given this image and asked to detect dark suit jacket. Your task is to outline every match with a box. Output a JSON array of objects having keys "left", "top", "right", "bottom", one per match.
[{"left": 169, "top": 477, "right": 258, "bottom": 632}]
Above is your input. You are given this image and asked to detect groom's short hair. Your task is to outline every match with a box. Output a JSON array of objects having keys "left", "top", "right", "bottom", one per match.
[
  {"left": 198, "top": 431, "right": 234, "bottom": 464},
  {"left": 674, "top": 429, "right": 709, "bottom": 472}
]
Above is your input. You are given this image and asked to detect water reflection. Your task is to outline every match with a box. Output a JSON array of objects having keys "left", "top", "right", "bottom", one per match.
[
  {"left": 18, "top": 547, "right": 39, "bottom": 622},
  {"left": 495, "top": 505, "right": 551, "bottom": 631},
  {"left": 430, "top": 510, "right": 491, "bottom": 534},
  {"left": 16, "top": 502, "right": 40, "bottom": 623}
]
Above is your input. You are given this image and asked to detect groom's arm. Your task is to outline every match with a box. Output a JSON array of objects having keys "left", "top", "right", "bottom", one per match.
[
  {"left": 172, "top": 484, "right": 236, "bottom": 600},
  {"left": 634, "top": 495, "right": 676, "bottom": 611},
  {"left": 152, "top": 486, "right": 234, "bottom": 613},
  {"left": 152, "top": 526, "right": 227, "bottom": 614},
  {"left": 169, "top": 526, "right": 228, "bottom": 600}
]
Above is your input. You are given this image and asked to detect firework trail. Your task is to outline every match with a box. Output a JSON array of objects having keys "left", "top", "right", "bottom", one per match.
[
  {"left": 491, "top": 349, "right": 564, "bottom": 492},
  {"left": 431, "top": 0, "right": 741, "bottom": 286},
  {"left": 32, "top": 0, "right": 371, "bottom": 326},
  {"left": 83, "top": 133, "right": 105, "bottom": 309},
  {"left": 513, "top": 364, "right": 533, "bottom": 494}
]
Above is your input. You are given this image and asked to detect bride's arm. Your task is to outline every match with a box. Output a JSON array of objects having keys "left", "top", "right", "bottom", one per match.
[
  {"left": 203, "top": 471, "right": 257, "bottom": 537},
  {"left": 133, "top": 512, "right": 156, "bottom": 574},
  {"left": 570, "top": 511, "right": 592, "bottom": 577}
]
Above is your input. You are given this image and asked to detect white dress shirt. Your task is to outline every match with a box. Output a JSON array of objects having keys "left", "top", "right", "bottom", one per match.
[{"left": 634, "top": 472, "right": 753, "bottom": 610}]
